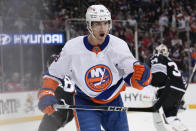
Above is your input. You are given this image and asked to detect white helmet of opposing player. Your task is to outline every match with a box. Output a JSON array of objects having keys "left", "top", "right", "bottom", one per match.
[
  {"left": 86, "top": 5, "right": 112, "bottom": 34},
  {"left": 154, "top": 44, "right": 169, "bottom": 57}
]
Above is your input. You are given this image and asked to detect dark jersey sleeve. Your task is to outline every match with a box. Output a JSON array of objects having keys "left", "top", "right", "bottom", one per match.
[{"left": 149, "top": 54, "right": 168, "bottom": 87}]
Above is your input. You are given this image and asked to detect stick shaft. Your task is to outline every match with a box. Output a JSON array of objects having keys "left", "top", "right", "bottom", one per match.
[
  {"left": 53, "top": 104, "right": 154, "bottom": 112},
  {"left": 189, "top": 64, "right": 196, "bottom": 83}
]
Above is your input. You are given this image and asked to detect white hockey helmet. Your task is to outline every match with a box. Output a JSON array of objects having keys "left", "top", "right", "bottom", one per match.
[
  {"left": 154, "top": 44, "right": 169, "bottom": 57},
  {"left": 86, "top": 5, "right": 112, "bottom": 32}
]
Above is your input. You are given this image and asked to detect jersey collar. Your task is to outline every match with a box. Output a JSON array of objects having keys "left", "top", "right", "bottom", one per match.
[{"left": 83, "top": 35, "right": 110, "bottom": 52}]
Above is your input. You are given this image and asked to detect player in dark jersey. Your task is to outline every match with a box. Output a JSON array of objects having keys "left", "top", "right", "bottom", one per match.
[
  {"left": 38, "top": 54, "right": 74, "bottom": 131},
  {"left": 148, "top": 44, "right": 189, "bottom": 131}
]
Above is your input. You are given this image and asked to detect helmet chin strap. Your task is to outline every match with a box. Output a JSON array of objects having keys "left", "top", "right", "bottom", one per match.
[{"left": 88, "top": 27, "right": 97, "bottom": 40}]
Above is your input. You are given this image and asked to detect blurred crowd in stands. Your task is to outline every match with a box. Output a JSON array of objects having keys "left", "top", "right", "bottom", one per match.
[{"left": 0, "top": 0, "right": 196, "bottom": 92}]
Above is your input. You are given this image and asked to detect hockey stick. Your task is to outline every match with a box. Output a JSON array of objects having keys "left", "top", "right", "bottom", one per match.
[
  {"left": 186, "top": 63, "right": 196, "bottom": 88},
  {"left": 53, "top": 86, "right": 168, "bottom": 112},
  {"left": 53, "top": 97, "right": 164, "bottom": 112},
  {"left": 53, "top": 104, "right": 153, "bottom": 112}
]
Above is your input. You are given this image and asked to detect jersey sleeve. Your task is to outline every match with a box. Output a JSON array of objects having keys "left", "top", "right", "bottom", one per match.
[
  {"left": 112, "top": 40, "right": 137, "bottom": 85},
  {"left": 119, "top": 42, "right": 137, "bottom": 74},
  {"left": 150, "top": 55, "right": 168, "bottom": 87},
  {"left": 47, "top": 45, "right": 72, "bottom": 81}
]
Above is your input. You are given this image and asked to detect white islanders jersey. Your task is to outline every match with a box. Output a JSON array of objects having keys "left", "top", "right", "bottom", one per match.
[{"left": 47, "top": 34, "right": 137, "bottom": 103}]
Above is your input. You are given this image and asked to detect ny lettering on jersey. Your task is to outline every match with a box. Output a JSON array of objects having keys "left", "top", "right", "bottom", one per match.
[{"left": 85, "top": 64, "right": 112, "bottom": 92}]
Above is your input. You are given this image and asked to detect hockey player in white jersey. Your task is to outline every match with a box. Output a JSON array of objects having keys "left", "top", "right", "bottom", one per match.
[
  {"left": 38, "top": 5, "right": 152, "bottom": 131},
  {"left": 148, "top": 44, "right": 189, "bottom": 131}
]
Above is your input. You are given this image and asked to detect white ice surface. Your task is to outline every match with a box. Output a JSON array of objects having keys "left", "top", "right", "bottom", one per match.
[{"left": 0, "top": 109, "right": 195, "bottom": 131}]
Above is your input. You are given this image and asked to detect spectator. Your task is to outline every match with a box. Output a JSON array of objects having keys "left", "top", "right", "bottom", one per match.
[
  {"left": 177, "top": 13, "right": 186, "bottom": 42},
  {"left": 13, "top": 16, "right": 26, "bottom": 32},
  {"left": 127, "top": 14, "right": 137, "bottom": 26},
  {"left": 5, "top": 72, "right": 22, "bottom": 92},
  {"left": 171, "top": 45, "right": 183, "bottom": 71},
  {"left": 142, "top": 32, "right": 151, "bottom": 49},
  {"left": 182, "top": 42, "right": 192, "bottom": 80},
  {"left": 190, "top": 19, "right": 196, "bottom": 44},
  {"left": 124, "top": 28, "right": 134, "bottom": 49},
  {"left": 158, "top": 11, "right": 169, "bottom": 36},
  {"left": 23, "top": 72, "right": 36, "bottom": 91},
  {"left": 171, "top": 34, "right": 183, "bottom": 47},
  {"left": 191, "top": 43, "right": 196, "bottom": 67},
  {"left": 171, "top": 9, "right": 177, "bottom": 30}
]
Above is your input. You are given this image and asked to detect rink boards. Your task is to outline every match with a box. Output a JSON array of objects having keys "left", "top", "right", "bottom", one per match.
[{"left": 0, "top": 84, "right": 196, "bottom": 125}]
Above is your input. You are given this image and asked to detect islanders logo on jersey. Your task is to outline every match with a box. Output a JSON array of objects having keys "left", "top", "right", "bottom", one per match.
[{"left": 85, "top": 64, "right": 113, "bottom": 92}]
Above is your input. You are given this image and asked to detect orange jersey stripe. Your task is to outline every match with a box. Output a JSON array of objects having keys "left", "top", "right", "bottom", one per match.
[
  {"left": 73, "top": 94, "right": 80, "bottom": 131},
  {"left": 38, "top": 90, "right": 55, "bottom": 99},
  {"left": 87, "top": 75, "right": 109, "bottom": 83}
]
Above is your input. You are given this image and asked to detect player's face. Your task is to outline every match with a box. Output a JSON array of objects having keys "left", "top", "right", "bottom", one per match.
[{"left": 91, "top": 21, "right": 109, "bottom": 42}]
